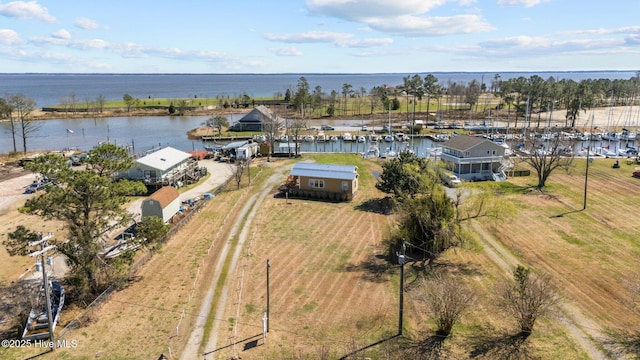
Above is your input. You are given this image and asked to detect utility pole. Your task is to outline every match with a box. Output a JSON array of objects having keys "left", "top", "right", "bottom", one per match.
[
  {"left": 397, "top": 242, "right": 406, "bottom": 336},
  {"left": 266, "top": 259, "right": 271, "bottom": 333},
  {"left": 28, "top": 232, "right": 56, "bottom": 345}
]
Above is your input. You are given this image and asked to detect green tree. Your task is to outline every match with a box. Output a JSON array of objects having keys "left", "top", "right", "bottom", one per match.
[
  {"left": 378, "top": 153, "right": 504, "bottom": 264},
  {"left": 293, "top": 77, "right": 311, "bottom": 118},
  {"left": 135, "top": 216, "right": 170, "bottom": 249},
  {"left": 375, "top": 151, "right": 430, "bottom": 200},
  {"left": 7, "top": 143, "right": 147, "bottom": 299},
  {"left": 123, "top": 93, "right": 135, "bottom": 112},
  {"left": 423, "top": 74, "right": 441, "bottom": 123},
  {"left": 205, "top": 115, "right": 229, "bottom": 135},
  {"left": 341, "top": 83, "right": 353, "bottom": 115},
  {"left": 391, "top": 97, "right": 401, "bottom": 111}
]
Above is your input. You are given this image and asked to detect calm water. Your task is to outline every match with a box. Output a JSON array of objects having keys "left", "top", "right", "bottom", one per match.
[
  {"left": 1, "top": 72, "right": 636, "bottom": 107},
  {"left": 1, "top": 72, "right": 637, "bottom": 154}
]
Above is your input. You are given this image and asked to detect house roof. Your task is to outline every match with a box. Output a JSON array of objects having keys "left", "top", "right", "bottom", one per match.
[
  {"left": 135, "top": 147, "right": 192, "bottom": 171},
  {"left": 290, "top": 162, "right": 358, "bottom": 181},
  {"left": 238, "top": 105, "right": 277, "bottom": 123},
  {"left": 442, "top": 135, "right": 503, "bottom": 152},
  {"left": 146, "top": 186, "right": 179, "bottom": 208}
]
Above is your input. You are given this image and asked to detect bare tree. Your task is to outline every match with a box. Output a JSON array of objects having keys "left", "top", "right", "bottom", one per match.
[
  {"left": 261, "top": 108, "right": 284, "bottom": 157},
  {"left": 423, "top": 273, "right": 475, "bottom": 336},
  {"left": 498, "top": 265, "right": 560, "bottom": 334},
  {"left": 289, "top": 118, "right": 306, "bottom": 156},
  {"left": 0, "top": 96, "right": 17, "bottom": 152},
  {"left": 8, "top": 94, "right": 39, "bottom": 153},
  {"left": 96, "top": 94, "right": 106, "bottom": 113},
  {"left": 515, "top": 128, "right": 576, "bottom": 189},
  {"left": 231, "top": 161, "right": 245, "bottom": 190}
]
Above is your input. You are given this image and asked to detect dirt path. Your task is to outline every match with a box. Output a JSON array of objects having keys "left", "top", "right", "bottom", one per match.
[
  {"left": 471, "top": 221, "right": 619, "bottom": 360},
  {"left": 182, "top": 165, "right": 288, "bottom": 359}
]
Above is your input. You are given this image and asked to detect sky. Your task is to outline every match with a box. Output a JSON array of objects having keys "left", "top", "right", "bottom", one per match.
[{"left": 0, "top": 0, "right": 638, "bottom": 73}]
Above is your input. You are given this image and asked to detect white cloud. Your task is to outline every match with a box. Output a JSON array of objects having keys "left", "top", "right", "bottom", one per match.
[
  {"left": 269, "top": 46, "right": 304, "bottom": 56},
  {"left": 559, "top": 26, "right": 640, "bottom": 37},
  {"left": 307, "top": 0, "right": 448, "bottom": 21},
  {"left": 69, "top": 39, "right": 109, "bottom": 50},
  {"left": 51, "top": 29, "right": 71, "bottom": 40},
  {"left": 307, "top": 0, "right": 490, "bottom": 37},
  {"left": 368, "top": 14, "right": 493, "bottom": 36},
  {"left": 264, "top": 30, "right": 392, "bottom": 48},
  {"left": 74, "top": 17, "right": 101, "bottom": 30},
  {"left": 0, "top": 1, "right": 55, "bottom": 23},
  {"left": 497, "top": 0, "right": 550, "bottom": 8},
  {"left": 476, "top": 35, "right": 627, "bottom": 57},
  {"left": 0, "top": 28, "right": 21, "bottom": 44},
  {"left": 264, "top": 31, "right": 354, "bottom": 43},
  {"left": 336, "top": 37, "right": 393, "bottom": 47}
]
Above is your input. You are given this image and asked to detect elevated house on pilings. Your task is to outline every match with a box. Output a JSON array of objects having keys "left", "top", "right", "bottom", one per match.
[
  {"left": 121, "top": 147, "right": 205, "bottom": 189},
  {"left": 440, "top": 135, "right": 510, "bottom": 182}
]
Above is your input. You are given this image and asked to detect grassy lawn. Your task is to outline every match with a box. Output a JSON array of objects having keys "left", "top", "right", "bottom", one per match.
[{"left": 2, "top": 154, "right": 639, "bottom": 359}]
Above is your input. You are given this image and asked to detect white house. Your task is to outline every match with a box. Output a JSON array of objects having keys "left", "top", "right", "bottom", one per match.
[
  {"left": 124, "top": 147, "right": 198, "bottom": 187},
  {"left": 141, "top": 186, "right": 181, "bottom": 223}
]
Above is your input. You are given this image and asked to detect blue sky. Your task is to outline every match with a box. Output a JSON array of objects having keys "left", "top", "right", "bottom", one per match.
[{"left": 0, "top": 0, "right": 638, "bottom": 73}]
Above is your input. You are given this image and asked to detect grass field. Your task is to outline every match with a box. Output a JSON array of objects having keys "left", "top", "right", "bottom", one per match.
[{"left": 1, "top": 153, "right": 639, "bottom": 359}]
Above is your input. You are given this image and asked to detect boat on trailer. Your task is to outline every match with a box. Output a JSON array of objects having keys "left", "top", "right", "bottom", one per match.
[{"left": 22, "top": 281, "right": 65, "bottom": 341}]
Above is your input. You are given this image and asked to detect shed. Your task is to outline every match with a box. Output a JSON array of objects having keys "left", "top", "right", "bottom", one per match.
[
  {"left": 282, "top": 162, "right": 359, "bottom": 201},
  {"left": 141, "top": 186, "right": 181, "bottom": 223}
]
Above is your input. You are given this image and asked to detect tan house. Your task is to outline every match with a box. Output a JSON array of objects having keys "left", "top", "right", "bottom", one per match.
[
  {"left": 440, "top": 135, "right": 509, "bottom": 181},
  {"left": 281, "top": 162, "right": 359, "bottom": 201},
  {"left": 141, "top": 186, "right": 181, "bottom": 223}
]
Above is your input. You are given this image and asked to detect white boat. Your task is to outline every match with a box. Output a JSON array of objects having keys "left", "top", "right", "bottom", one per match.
[
  {"left": 381, "top": 148, "right": 397, "bottom": 158},
  {"left": 279, "top": 134, "right": 289, "bottom": 142},
  {"left": 303, "top": 135, "right": 314, "bottom": 142},
  {"left": 395, "top": 132, "right": 406, "bottom": 142},
  {"left": 329, "top": 135, "right": 339, "bottom": 142},
  {"left": 254, "top": 134, "right": 267, "bottom": 142},
  {"left": 316, "top": 131, "right": 326, "bottom": 142},
  {"left": 364, "top": 145, "right": 380, "bottom": 158},
  {"left": 384, "top": 135, "right": 394, "bottom": 142},
  {"left": 369, "top": 134, "right": 379, "bottom": 142},
  {"left": 342, "top": 133, "right": 353, "bottom": 141},
  {"left": 22, "top": 281, "right": 65, "bottom": 341},
  {"left": 356, "top": 135, "right": 366, "bottom": 143}
]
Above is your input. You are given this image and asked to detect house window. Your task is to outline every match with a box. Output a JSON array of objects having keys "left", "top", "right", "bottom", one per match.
[
  {"left": 308, "top": 179, "right": 325, "bottom": 189},
  {"left": 341, "top": 181, "right": 349, "bottom": 190}
]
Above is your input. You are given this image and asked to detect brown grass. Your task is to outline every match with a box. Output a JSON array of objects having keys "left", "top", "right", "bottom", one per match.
[{"left": 2, "top": 154, "right": 639, "bottom": 359}]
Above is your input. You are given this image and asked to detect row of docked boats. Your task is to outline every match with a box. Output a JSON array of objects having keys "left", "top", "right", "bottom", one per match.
[{"left": 273, "top": 132, "right": 414, "bottom": 144}]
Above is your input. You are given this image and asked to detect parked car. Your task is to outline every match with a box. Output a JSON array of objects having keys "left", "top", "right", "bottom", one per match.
[
  {"left": 320, "top": 125, "right": 335, "bottom": 131},
  {"left": 24, "top": 181, "right": 48, "bottom": 194},
  {"left": 633, "top": 168, "right": 640, "bottom": 178},
  {"left": 443, "top": 174, "right": 462, "bottom": 187}
]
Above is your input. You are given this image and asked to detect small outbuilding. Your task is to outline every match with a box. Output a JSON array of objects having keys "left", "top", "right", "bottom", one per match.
[
  {"left": 280, "top": 162, "right": 359, "bottom": 201},
  {"left": 141, "top": 186, "right": 181, "bottom": 223}
]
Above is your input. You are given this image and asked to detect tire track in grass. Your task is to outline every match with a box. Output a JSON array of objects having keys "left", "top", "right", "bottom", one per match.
[
  {"left": 182, "top": 170, "right": 286, "bottom": 359},
  {"left": 472, "top": 221, "right": 616, "bottom": 360}
]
